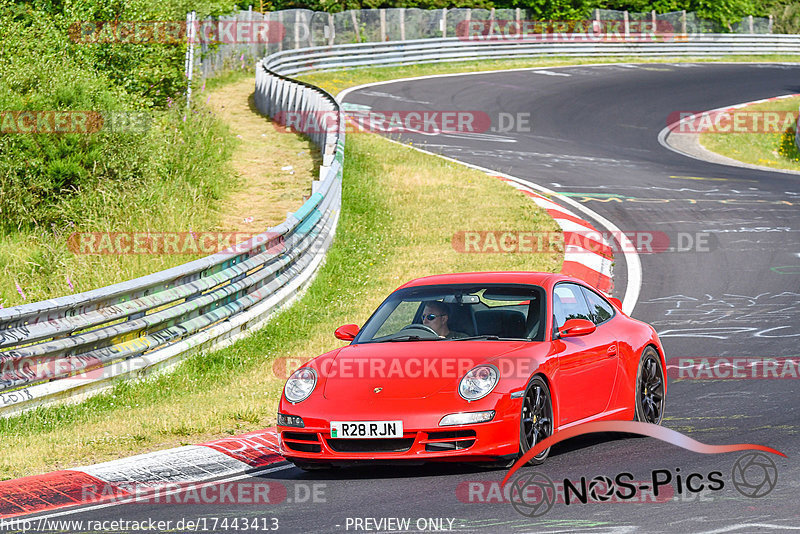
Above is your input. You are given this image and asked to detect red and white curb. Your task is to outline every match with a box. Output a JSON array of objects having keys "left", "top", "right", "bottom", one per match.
[
  {"left": 712, "top": 93, "right": 800, "bottom": 110},
  {"left": 0, "top": 428, "right": 282, "bottom": 519},
  {"left": 494, "top": 175, "right": 614, "bottom": 295}
]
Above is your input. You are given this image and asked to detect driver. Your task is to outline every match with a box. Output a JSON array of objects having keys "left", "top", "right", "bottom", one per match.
[{"left": 421, "top": 301, "right": 468, "bottom": 339}]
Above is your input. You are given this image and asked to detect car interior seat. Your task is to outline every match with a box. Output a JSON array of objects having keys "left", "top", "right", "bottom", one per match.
[
  {"left": 475, "top": 310, "right": 527, "bottom": 338},
  {"left": 446, "top": 304, "right": 476, "bottom": 336},
  {"left": 525, "top": 297, "right": 542, "bottom": 340}
]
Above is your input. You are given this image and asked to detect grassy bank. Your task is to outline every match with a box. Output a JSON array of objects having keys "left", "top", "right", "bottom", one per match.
[
  {"left": 699, "top": 95, "right": 800, "bottom": 171},
  {"left": 0, "top": 0, "right": 245, "bottom": 307}
]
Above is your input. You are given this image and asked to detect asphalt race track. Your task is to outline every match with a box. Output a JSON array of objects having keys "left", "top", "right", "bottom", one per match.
[{"left": 17, "top": 63, "right": 800, "bottom": 533}]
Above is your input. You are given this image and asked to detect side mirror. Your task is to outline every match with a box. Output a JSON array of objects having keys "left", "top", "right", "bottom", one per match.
[
  {"left": 334, "top": 324, "right": 360, "bottom": 341},
  {"left": 559, "top": 318, "right": 596, "bottom": 338},
  {"left": 608, "top": 297, "right": 623, "bottom": 310}
]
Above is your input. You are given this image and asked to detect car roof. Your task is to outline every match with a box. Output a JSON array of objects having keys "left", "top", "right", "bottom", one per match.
[{"left": 398, "top": 271, "right": 572, "bottom": 289}]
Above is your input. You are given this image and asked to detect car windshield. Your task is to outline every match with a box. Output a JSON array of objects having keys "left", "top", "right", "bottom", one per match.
[{"left": 355, "top": 283, "right": 546, "bottom": 343}]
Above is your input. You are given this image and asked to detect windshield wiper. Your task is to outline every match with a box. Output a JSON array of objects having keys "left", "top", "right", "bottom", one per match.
[
  {"left": 452, "top": 335, "right": 531, "bottom": 341},
  {"left": 374, "top": 335, "right": 437, "bottom": 342}
]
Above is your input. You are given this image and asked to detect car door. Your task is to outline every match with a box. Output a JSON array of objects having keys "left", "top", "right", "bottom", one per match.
[
  {"left": 552, "top": 283, "right": 618, "bottom": 424},
  {"left": 578, "top": 285, "right": 620, "bottom": 414}
]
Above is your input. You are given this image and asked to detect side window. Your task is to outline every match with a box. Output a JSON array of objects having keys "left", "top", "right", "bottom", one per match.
[
  {"left": 553, "top": 283, "right": 592, "bottom": 329},
  {"left": 581, "top": 287, "right": 616, "bottom": 325}
]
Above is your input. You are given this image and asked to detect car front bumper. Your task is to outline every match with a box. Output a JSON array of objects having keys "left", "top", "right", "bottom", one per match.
[{"left": 277, "top": 392, "right": 521, "bottom": 463}]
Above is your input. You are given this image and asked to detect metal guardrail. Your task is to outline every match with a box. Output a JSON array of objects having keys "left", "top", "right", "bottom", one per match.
[
  {"left": 0, "top": 62, "right": 344, "bottom": 416},
  {"left": 265, "top": 34, "right": 800, "bottom": 77}
]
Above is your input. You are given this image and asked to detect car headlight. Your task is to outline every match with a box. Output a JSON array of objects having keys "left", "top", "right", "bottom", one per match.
[
  {"left": 284, "top": 368, "right": 317, "bottom": 403},
  {"left": 440, "top": 410, "right": 495, "bottom": 426},
  {"left": 458, "top": 364, "right": 499, "bottom": 401}
]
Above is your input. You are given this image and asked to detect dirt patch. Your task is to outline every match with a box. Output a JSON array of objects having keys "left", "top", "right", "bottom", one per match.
[{"left": 205, "top": 78, "right": 319, "bottom": 232}]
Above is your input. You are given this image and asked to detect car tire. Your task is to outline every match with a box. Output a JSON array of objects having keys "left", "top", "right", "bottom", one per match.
[
  {"left": 634, "top": 346, "right": 666, "bottom": 425},
  {"left": 519, "top": 376, "right": 554, "bottom": 465}
]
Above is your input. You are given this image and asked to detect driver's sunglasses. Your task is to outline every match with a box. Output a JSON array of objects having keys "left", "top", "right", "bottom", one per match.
[{"left": 421, "top": 313, "right": 444, "bottom": 321}]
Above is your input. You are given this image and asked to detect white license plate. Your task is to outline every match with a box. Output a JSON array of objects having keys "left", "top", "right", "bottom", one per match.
[{"left": 330, "top": 420, "right": 403, "bottom": 439}]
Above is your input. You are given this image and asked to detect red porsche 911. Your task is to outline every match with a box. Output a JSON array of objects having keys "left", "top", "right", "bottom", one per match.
[{"left": 277, "top": 272, "right": 666, "bottom": 470}]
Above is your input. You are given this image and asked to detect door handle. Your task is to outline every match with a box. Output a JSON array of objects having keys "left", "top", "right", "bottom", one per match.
[{"left": 607, "top": 345, "right": 618, "bottom": 357}]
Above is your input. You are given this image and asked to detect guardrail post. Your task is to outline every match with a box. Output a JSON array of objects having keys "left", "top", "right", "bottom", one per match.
[
  {"left": 267, "top": 75, "right": 278, "bottom": 117},
  {"left": 248, "top": 5, "right": 255, "bottom": 57},
  {"left": 351, "top": 11, "right": 360, "bottom": 42},
  {"left": 312, "top": 176, "right": 324, "bottom": 194},
  {"left": 327, "top": 13, "right": 334, "bottom": 45},
  {"left": 300, "top": 11, "right": 311, "bottom": 47},
  {"left": 380, "top": 9, "right": 386, "bottom": 41},
  {"left": 400, "top": 8, "right": 405, "bottom": 41},
  {"left": 441, "top": 8, "right": 446, "bottom": 38},
  {"left": 515, "top": 8, "right": 521, "bottom": 37},
  {"left": 184, "top": 11, "right": 196, "bottom": 111},
  {"left": 681, "top": 10, "right": 687, "bottom": 35},
  {"left": 278, "top": 11, "right": 283, "bottom": 51},
  {"left": 796, "top": 104, "right": 800, "bottom": 152},
  {"left": 623, "top": 10, "right": 629, "bottom": 38},
  {"left": 322, "top": 144, "right": 335, "bottom": 168},
  {"left": 294, "top": 10, "right": 301, "bottom": 48},
  {"left": 489, "top": 8, "right": 495, "bottom": 37},
  {"left": 748, "top": 15, "right": 754, "bottom": 33},
  {"left": 651, "top": 9, "right": 656, "bottom": 31}
]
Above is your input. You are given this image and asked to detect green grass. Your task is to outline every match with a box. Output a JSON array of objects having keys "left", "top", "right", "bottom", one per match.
[
  {"left": 0, "top": 1, "right": 245, "bottom": 308},
  {"left": 699, "top": 96, "right": 800, "bottom": 171}
]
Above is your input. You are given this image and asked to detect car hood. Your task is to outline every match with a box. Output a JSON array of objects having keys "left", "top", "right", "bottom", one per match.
[{"left": 321, "top": 340, "right": 531, "bottom": 400}]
